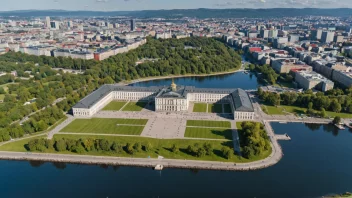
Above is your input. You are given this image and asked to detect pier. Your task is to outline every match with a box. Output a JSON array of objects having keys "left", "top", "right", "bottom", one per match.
[{"left": 275, "top": 134, "right": 291, "bottom": 141}]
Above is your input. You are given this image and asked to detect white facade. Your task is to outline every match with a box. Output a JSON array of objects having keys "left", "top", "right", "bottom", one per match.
[
  {"left": 72, "top": 84, "right": 255, "bottom": 121},
  {"left": 155, "top": 98, "right": 188, "bottom": 111}
]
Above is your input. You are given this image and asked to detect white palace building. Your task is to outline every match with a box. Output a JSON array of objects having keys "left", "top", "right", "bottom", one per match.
[{"left": 72, "top": 82, "right": 255, "bottom": 120}]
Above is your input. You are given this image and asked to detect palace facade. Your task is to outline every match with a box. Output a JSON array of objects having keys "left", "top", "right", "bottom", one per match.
[{"left": 72, "top": 82, "right": 255, "bottom": 120}]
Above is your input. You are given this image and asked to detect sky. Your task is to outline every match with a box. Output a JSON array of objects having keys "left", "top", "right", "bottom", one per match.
[{"left": 1, "top": 0, "right": 351, "bottom": 11}]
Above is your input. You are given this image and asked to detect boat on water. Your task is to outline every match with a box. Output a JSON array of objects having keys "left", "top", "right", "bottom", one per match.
[{"left": 154, "top": 164, "right": 163, "bottom": 171}]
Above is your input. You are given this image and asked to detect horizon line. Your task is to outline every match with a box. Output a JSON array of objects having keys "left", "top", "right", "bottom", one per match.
[{"left": 1, "top": 7, "right": 352, "bottom": 13}]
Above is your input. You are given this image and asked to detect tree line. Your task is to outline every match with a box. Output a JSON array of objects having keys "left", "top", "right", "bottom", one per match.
[
  {"left": 26, "top": 137, "right": 236, "bottom": 160},
  {"left": 258, "top": 87, "right": 352, "bottom": 115}
]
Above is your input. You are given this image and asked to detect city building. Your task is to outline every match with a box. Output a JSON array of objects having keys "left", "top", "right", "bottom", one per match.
[
  {"left": 321, "top": 31, "right": 334, "bottom": 43},
  {"left": 130, "top": 19, "right": 136, "bottom": 31},
  {"left": 295, "top": 71, "right": 334, "bottom": 91},
  {"left": 271, "top": 58, "right": 312, "bottom": 74},
  {"left": 331, "top": 69, "right": 352, "bottom": 88},
  {"left": 72, "top": 83, "right": 255, "bottom": 120},
  {"left": 50, "top": 21, "right": 60, "bottom": 30},
  {"left": 45, "top": 16, "right": 51, "bottom": 29}
]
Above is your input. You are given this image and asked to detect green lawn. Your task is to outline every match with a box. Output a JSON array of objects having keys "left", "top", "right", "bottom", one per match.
[
  {"left": 60, "top": 118, "right": 148, "bottom": 135},
  {"left": 209, "top": 104, "right": 223, "bottom": 113},
  {"left": 122, "top": 102, "right": 147, "bottom": 111},
  {"left": 0, "top": 94, "right": 4, "bottom": 100},
  {"left": 0, "top": 132, "right": 272, "bottom": 163},
  {"left": 193, "top": 103, "right": 207, "bottom": 112},
  {"left": 185, "top": 127, "right": 233, "bottom": 140},
  {"left": 103, "top": 101, "right": 127, "bottom": 111},
  {"left": 223, "top": 104, "right": 232, "bottom": 113},
  {"left": 262, "top": 104, "right": 352, "bottom": 118},
  {"left": 37, "top": 134, "right": 263, "bottom": 162},
  {"left": 0, "top": 135, "right": 47, "bottom": 152},
  {"left": 187, "top": 120, "right": 231, "bottom": 128}
]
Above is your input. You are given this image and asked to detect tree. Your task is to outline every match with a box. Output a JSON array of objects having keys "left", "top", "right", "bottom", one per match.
[
  {"left": 203, "top": 143, "right": 213, "bottom": 156},
  {"left": 133, "top": 142, "right": 142, "bottom": 152},
  {"left": 330, "top": 99, "right": 342, "bottom": 113},
  {"left": 99, "top": 139, "right": 110, "bottom": 151},
  {"left": 126, "top": 143, "right": 134, "bottom": 154},
  {"left": 221, "top": 147, "right": 233, "bottom": 160},
  {"left": 111, "top": 142, "right": 122, "bottom": 153},
  {"left": 171, "top": 144, "right": 179, "bottom": 153},
  {"left": 196, "top": 148, "right": 206, "bottom": 158},
  {"left": 55, "top": 139, "right": 67, "bottom": 151},
  {"left": 333, "top": 116, "right": 341, "bottom": 125},
  {"left": 144, "top": 142, "right": 152, "bottom": 152},
  {"left": 320, "top": 108, "right": 327, "bottom": 118},
  {"left": 0, "top": 87, "right": 5, "bottom": 94},
  {"left": 187, "top": 145, "right": 195, "bottom": 155}
]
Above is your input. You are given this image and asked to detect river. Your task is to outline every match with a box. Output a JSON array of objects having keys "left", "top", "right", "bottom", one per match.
[{"left": 1, "top": 73, "right": 352, "bottom": 197}]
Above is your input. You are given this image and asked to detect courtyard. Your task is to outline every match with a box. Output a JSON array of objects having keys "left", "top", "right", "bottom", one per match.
[{"left": 192, "top": 103, "right": 232, "bottom": 114}]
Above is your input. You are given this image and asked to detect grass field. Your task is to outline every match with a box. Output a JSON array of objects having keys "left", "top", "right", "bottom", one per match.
[
  {"left": 2, "top": 133, "right": 266, "bottom": 163},
  {"left": 209, "top": 104, "right": 223, "bottom": 113},
  {"left": 193, "top": 103, "right": 207, "bottom": 112},
  {"left": 261, "top": 104, "right": 352, "bottom": 118},
  {"left": 223, "top": 104, "right": 232, "bottom": 113},
  {"left": 122, "top": 102, "right": 147, "bottom": 111},
  {"left": 103, "top": 101, "right": 127, "bottom": 111},
  {"left": 187, "top": 120, "right": 231, "bottom": 128},
  {"left": 185, "top": 127, "right": 233, "bottom": 140},
  {"left": 0, "top": 135, "right": 47, "bottom": 152},
  {"left": 60, "top": 118, "right": 148, "bottom": 135}
]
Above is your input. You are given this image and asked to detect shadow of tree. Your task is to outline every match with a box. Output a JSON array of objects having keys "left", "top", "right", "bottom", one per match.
[{"left": 211, "top": 129, "right": 233, "bottom": 140}]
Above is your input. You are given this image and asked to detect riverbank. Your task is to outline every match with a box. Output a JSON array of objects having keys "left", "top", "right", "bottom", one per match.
[
  {"left": 123, "top": 68, "right": 244, "bottom": 85},
  {"left": 0, "top": 150, "right": 278, "bottom": 171}
]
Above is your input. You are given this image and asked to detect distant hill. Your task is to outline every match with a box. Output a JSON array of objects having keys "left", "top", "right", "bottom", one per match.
[{"left": 0, "top": 8, "right": 352, "bottom": 18}]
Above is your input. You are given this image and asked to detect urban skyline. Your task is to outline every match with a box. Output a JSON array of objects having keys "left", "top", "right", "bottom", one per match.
[{"left": 1, "top": 0, "right": 352, "bottom": 11}]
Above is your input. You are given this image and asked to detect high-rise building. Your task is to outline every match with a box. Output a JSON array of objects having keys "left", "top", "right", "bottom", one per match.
[
  {"left": 130, "top": 19, "right": 136, "bottom": 31},
  {"left": 311, "top": 29, "right": 323, "bottom": 40},
  {"left": 321, "top": 31, "right": 334, "bottom": 43},
  {"left": 289, "top": 34, "right": 300, "bottom": 43},
  {"left": 67, "top": 21, "right": 73, "bottom": 28},
  {"left": 45, "top": 16, "right": 51, "bottom": 29},
  {"left": 50, "top": 21, "right": 60, "bottom": 30},
  {"left": 260, "top": 30, "right": 269, "bottom": 38},
  {"left": 268, "top": 29, "right": 278, "bottom": 38}
]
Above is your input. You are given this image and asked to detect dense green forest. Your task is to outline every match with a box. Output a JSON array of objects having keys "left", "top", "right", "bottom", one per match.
[{"left": 0, "top": 37, "right": 241, "bottom": 82}]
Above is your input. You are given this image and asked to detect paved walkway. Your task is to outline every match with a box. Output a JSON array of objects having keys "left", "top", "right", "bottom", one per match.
[
  {"left": 57, "top": 132, "right": 140, "bottom": 138},
  {"left": 231, "top": 121, "right": 241, "bottom": 156},
  {"left": 48, "top": 115, "right": 75, "bottom": 139},
  {"left": 0, "top": 150, "right": 278, "bottom": 171},
  {"left": 141, "top": 118, "right": 186, "bottom": 138},
  {"left": 119, "top": 101, "right": 130, "bottom": 111}
]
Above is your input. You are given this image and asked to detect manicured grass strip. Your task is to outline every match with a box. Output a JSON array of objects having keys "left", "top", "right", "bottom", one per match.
[
  {"left": 0, "top": 135, "right": 47, "bottom": 152},
  {"left": 60, "top": 118, "right": 147, "bottom": 135},
  {"left": 52, "top": 134, "right": 263, "bottom": 162},
  {"left": 0, "top": 133, "right": 271, "bottom": 163},
  {"left": 193, "top": 103, "right": 207, "bottom": 112},
  {"left": 185, "top": 127, "right": 233, "bottom": 140},
  {"left": 103, "top": 101, "right": 127, "bottom": 111},
  {"left": 122, "top": 102, "right": 147, "bottom": 111},
  {"left": 223, "top": 104, "right": 232, "bottom": 113},
  {"left": 209, "top": 104, "right": 223, "bottom": 113},
  {"left": 187, "top": 120, "right": 231, "bottom": 128}
]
